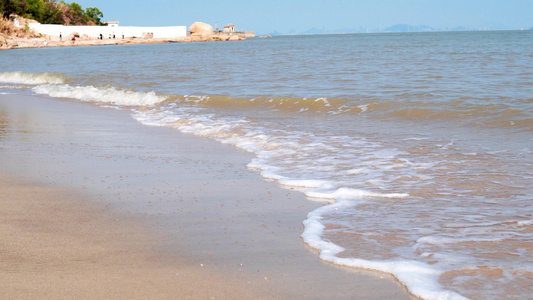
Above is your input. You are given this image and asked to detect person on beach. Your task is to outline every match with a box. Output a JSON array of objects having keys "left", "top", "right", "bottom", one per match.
[{"left": 59, "top": 32, "right": 62, "bottom": 40}]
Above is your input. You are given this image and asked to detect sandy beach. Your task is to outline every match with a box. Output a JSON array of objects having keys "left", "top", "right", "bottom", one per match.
[
  {"left": 0, "top": 35, "right": 212, "bottom": 50},
  {"left": 0, "top": 28, "right": 245, "bottom": 50},
  {"left": 0, "top": 93, "right": 413, "bottom": 299}
]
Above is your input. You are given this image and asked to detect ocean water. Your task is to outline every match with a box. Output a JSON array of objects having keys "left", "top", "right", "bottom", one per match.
[{"left": 1, "top": 31, "right": 532, "bottom": 299}]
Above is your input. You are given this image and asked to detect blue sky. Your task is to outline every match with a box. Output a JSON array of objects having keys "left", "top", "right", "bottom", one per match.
[{"left": 75, "top": 0, "right": 532, "bottom": 34}]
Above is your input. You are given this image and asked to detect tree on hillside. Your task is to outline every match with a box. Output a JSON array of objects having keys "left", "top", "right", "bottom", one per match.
[
  {"left": 84, "top": 6, "right": 102, "bottom": 25},
  {"left": 65, "top": 2, "right": 88, "bottom": 24},
  {"left": 1, "top": 0, "right": 28, "bottom": 18},
  {"left": 0, "top": 0, "right": 103, "bottom": 25},
  {"left": 26, "top": 0, "right": 44, "bottom": 20},
  {"left": 41, "top": 0, "right": 63, "bottom": 24}
]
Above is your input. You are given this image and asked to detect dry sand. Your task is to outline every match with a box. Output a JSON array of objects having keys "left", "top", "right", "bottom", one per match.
[{"left": 0, "top": 94, "right": 413, "bottom": 299}]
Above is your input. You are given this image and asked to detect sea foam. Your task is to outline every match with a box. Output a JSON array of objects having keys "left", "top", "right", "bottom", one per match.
[
  {"left": 131, "top": 103, "right": 463, "bottom": 299},
  {"left": 302, "top": 199, "right": 469, "bottom": 300},
  {"left": 33, "top": 84, "right": 166, "bottom": 106},
  {"left": 0, "top": 71, "right": 66, "bottom": 85}
]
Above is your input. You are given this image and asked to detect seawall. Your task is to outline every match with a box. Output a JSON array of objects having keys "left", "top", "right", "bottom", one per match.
[{"left": 28, "top": 23, "right": 187, "bottom": 39}]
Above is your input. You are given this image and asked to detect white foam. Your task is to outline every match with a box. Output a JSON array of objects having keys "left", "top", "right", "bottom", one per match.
[
  {"left": 416, "top": 235, "right": 508, "bottom": 246},
  {"left": 346, "top": 168, "right": 369, "bottom": 175},
  {"left": 302, "top": 199, "right": 469, "bottom": 300},
  {"left": 260, "top": 168, "right": 286, "bottom": 180},
  {"left": 517, "top": 220, "right": 533, "bottom": 227},
  {"left": 0, "top": 85, "right": 22, "bottom": 90},
  {"left": 0, "top": 71, "right": 65, "bottom": 85},
  {"left": 305, "top": 186, "right": 408, "bottom": 200},
  {"left": 277, "top": 179, "right": 330, "bottom": 188},
  {"left": 33, "top": 84, "right": 166, "bottom": 106},
  {"left": 316, "top": 97, "right": 331, "bottom": 107}
]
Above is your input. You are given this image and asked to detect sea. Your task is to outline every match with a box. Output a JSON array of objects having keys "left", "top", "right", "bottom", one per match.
[{"left": 1, "top": 31, "right": 532, "bottom": 300}]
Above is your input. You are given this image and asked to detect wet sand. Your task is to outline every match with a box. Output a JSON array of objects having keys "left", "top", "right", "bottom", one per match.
[
  {"left": 0, "top": 93, "right": 413, "bottom": 299},
  {"left": 1, "top": 173, "right": 268, "bottom": 299}
]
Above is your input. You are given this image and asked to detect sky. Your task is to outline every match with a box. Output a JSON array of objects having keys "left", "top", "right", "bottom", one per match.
[{"left": 75, "top": 0, "right": 532, "bottom": 34}]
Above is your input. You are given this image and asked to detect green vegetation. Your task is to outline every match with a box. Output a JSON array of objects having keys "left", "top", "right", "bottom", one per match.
[{"left": 0, "top": 0, "right": 103, "bottom": 25}]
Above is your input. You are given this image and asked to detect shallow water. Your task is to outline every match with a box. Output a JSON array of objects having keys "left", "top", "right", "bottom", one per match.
[{"left": 1, "top": 30, "right": 532, "bottom": 299}]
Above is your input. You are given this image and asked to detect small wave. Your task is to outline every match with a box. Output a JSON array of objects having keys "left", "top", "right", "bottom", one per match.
[
  {"left": 516, "top": 220, "right": 533, "bottom": 227},
  {"left": 0, "top": 71, "right": 66, "bottom": 85},
  {"left": 33, "top": 84, "right": 167, "bottom": 107},
  {"left": 155, "top": 94, "right": 532, "bottom": 130},
  {"left": 278, "top": 178, "right": 331, "bottom": 188},
  {"left": 302, "top": 199, "right": 468, "bottom": 300},
  {"left": 304, "top": 186, "right": 409, "bottom": 200},
  {"left": 416, "top": 235, "right": 509, "bottom": 246},
  {"left": 180, "top": 95, "right": 366, "bottom": 114},
  {"left": 366, "top": 100, "right": 533, "bottom": 130}
]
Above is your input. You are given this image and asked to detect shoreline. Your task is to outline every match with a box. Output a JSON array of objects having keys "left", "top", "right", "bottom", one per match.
[
  {"left": 0, "top": 34, "right": 243, "bottom": 50},
  {"left": 1, "top": 15, "right": 247, "bottom": 50},
  {"left": 0, "top": 93, "right": 413, "bottom": 299}
]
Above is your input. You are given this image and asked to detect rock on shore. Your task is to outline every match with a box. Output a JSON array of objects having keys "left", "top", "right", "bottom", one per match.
[
  {"left": 188, "top": 21, "right": 245, "bottom": 42},
  {"left": 189, "top": 22, "right": 213, "bottom": 39}
]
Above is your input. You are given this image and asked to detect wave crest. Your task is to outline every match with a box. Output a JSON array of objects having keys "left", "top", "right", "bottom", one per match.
[
  {"left": 0, "top": 72, "right": 66, "bottom": 85},
  {"left": 180, "top": 95, "right": 366, "bottom": 114},
  {"left": 33, "top": 84, "right": 167, "bottom": 106}
]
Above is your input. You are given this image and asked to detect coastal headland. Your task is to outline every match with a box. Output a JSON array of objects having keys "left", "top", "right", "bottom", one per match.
[{"left": 0, "top": 16, "right": 251, "bottom": 50}]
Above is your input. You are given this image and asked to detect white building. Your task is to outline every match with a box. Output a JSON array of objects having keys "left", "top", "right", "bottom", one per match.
[
  {"left": 27, "top": 20, "right": 186, "bottom": 39},
  {"left": 223, "top": 24, "right": 236, "bottom": 33}
]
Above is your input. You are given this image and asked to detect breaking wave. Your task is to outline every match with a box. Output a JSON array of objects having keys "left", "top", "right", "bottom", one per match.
[
  {"left": 2, "top": 71, "right": 529, "bottom": 130},
  {"left": 32, "top": 84, "right": 167, "bottom": 107},
  {"left": 0, "top": 71, "right": 66, "bottom": 85},
  {"left": 177, "top": 95, "right": 532, "bottom": 130}
]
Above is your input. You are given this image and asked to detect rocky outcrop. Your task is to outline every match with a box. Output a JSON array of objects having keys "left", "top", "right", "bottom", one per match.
[
  {"left": 188, "top": 22, "right": 245, "bottom": 42},
  {"left": 228, "top": 35, "right": 243, "bottom": 41},
  {"left": 189, "top": 22, "right": 213, "bottom": 39},
  {"left": 213, "top": 33, "right": 229, "bottom": 41}
]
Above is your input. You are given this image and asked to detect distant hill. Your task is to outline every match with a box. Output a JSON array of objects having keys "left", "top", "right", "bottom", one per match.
[
  {"left": 265, "top": 23, "right": 531, "bottom": 36},
  {"left": 384, "top": 24, "right": 434, "bottom": 32},
  {"left": 451, "top": 26, "right": 468, "bottom": 31}
]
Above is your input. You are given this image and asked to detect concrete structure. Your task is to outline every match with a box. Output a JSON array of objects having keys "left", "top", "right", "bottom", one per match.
[
  {"left": 26, "top": 20, "right": 186, "bottom": 39},
  {"left": 103, "top": 21, "right": 119, "bottom": 28},
  {"left": 237, "top": 31, "right": 255, "bottom": 38},
  {"left": 223, "top": 24, "right": 236, "bottom": 33},
  {"left": 221, "top": 24, "right": 254, "bottom": 38}
]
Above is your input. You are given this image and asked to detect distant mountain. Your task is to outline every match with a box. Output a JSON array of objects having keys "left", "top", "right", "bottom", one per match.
[
  {"left": 268, "top": 23, "right": 520, "bottom": 36},
  {"left": 302, "top": 27, "right": 326, "bottom": 35},
  {"left": 267, "top": 30, "right": 283, "bottom": 36},
  {"left": 451, "top": 26, "right": 468, "bottom": 31},
  {"left": 384, "top": 24, "right": 434, "bottom": 32}
]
